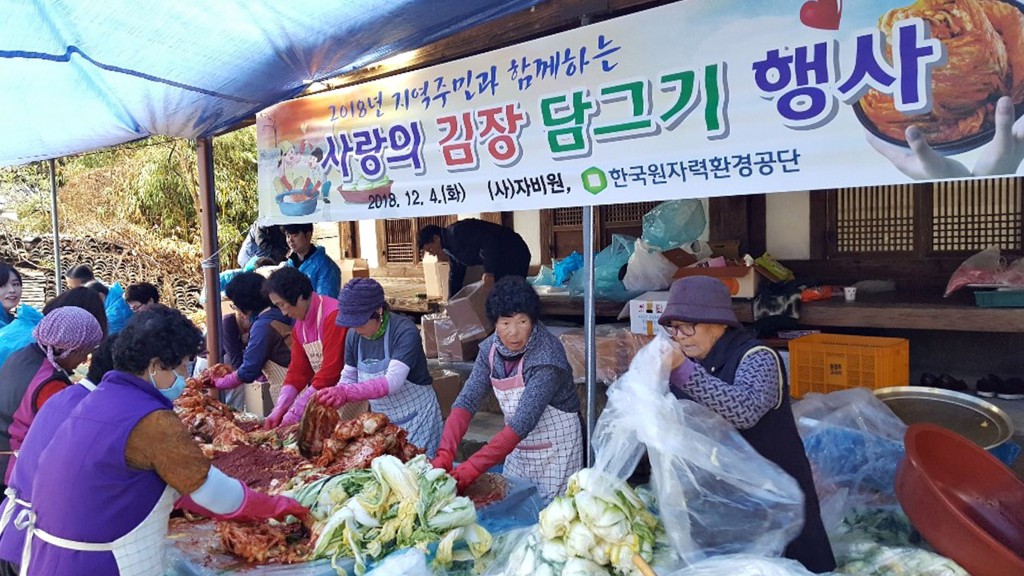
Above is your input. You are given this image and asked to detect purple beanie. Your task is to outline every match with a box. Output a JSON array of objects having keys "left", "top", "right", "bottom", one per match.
[
  {"left": 336, "top": 278, "right": 386, "bottom": 327},
  {"left": 658, "top": 276, "right": 740, "bottom": 328}
]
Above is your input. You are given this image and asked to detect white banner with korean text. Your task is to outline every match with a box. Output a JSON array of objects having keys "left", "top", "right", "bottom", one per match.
[{"left": 257, "top": 0, "right": 1024, "bottom": 223}]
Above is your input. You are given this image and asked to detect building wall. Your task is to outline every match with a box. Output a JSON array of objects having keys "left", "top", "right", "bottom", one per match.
[{"left": 765, "top": 190, "right": 811, "bottom": 260}]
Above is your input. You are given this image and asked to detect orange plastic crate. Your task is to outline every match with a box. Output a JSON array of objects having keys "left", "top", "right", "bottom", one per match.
[{"left": 788, "top": 334, "right": 909, "bottom": 398}]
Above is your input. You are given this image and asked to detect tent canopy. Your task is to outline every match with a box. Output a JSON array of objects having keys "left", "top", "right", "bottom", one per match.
[{"left": 0, "top": 0, "right": 541, "bottom": 167}]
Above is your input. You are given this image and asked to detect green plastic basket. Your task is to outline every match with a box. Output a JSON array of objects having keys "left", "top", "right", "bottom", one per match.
[{"left": 974, "top": 290, "right": 1024, "bottom": 308}]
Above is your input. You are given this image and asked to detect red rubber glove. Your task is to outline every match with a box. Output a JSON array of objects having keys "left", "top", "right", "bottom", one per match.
[
  {"left": 221, "top": 484, "right": 308, "bottom": 523},
  {"left": 264, "top": 384, "right": 299, "bottom": 429},
  {"left": 174, "top": 495, "right": 215, "bottom": 517},
  {"left": 212, "top": 371, "right": 243, "bottom": 391},
  {"left": 431, "top": 407, "right": 473, "bottom": 472},
  {"left": 451, "top": 425, "right": 520, "bottom": 492}
]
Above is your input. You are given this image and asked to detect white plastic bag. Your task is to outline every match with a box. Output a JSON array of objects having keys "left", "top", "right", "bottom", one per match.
[
  {"left": 623, "top": 239, "right": 678, "bottom": 292},
  {"left": 665, "top": 554, "right": 816, "bottom": 576},
  {"left": 591, "top": 337, "right": 805, "bottom": 567}
]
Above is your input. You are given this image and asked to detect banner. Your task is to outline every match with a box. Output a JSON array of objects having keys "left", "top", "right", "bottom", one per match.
[{"left": 257, "top": 0, "right": 1024, "bottom": 224}]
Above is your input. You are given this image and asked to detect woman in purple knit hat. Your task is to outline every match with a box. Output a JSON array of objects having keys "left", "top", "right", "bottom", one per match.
[
  {"left": 659, "top": 275, "right": 835, "bottom": 574},
  {"left": 315, "top": 278, "right": 442, "bottom": 457}
]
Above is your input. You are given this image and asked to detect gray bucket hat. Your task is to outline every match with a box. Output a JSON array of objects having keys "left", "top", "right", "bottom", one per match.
[{"left": 658, "top": 275, "right": 741, "bottom": 328}]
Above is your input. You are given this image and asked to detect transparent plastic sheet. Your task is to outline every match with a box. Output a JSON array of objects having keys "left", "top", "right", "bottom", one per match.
[
  {"left": 791, "top": 389, "right": 907, "bottom": 532},
  {"left": 641, "top": 199, "right": 706, "bottom": 251},
  {"left": 997, "top": 253, "right": 1024, "bottom": 286},
  {"left": 829, "top": 508, "right": 968, "bottom": 575},
  {"left": 0, "top": 303, "right": 42, "bottom": 368},
  {"left": 622, "top": 239, "right": 677, "bottom": 292},
  {"left": 569, "top": 234, "right": 639, "bottom": 302},
  {"left": 664, "top": 554, "right": 816, "bottom": 576},
  {"left": 591, "top": 337, "right": 805, "bottom": 567},
  {"left": 167, "top": 477, "right": 543, "bottom": 576},
  {"left": 943, "top": 245, "right": 1003, "bottom": 296}
]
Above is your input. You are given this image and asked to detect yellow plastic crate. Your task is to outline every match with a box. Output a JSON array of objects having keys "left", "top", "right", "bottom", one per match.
[{"left": 788, "top": 334, "right": 909, "bottom": 398}]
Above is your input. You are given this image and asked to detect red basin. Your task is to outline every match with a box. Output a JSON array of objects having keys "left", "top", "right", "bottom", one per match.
[{"left": 896, "top": 423, "right": 1024, "bottom": 576}]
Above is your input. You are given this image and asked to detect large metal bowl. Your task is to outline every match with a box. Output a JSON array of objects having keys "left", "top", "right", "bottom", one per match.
[{"left": 874, "top": 386, "right": 1014, "bottom": 449}]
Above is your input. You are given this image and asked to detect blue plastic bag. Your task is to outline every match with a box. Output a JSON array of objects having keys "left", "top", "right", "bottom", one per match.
[
  {"left": 105, "top": 282, "right": 134, "bottom": 335},
  {"left": 530, "top": 265, "right": 557, "bottom": 287},
  {"left": 642, "top": 198, "right": 706, "bottom": 251},
  {"left": 0, "top": 304, "right": 43, "bottom": 368},
  {"left": 553, "top": 251, "right": 583, "bottom": 285},
  {"left": 569, "top": 235, "right": 641, "bottom": 301}
]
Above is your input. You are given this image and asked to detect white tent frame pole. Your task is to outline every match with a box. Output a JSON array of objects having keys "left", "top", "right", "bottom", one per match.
[
  {"left": 582, "top": 205, "right": 596, "bottom": 467},
  {"left": 196, "top": 137, "right": 222, "bottom": 364},
  {"left": 49, "top": 159, "right": 62, "bottom": 296}
]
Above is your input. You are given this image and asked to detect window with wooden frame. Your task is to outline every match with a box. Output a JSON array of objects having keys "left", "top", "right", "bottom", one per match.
[
  {"left": 375, "top": 213, "right": 504, "bottom": 266},
  {"left": 539, "top": 202, "right": 661, "bottom": 264},
  {"left": 818, "top": 178, "right": 1022, "bottom": 258}
]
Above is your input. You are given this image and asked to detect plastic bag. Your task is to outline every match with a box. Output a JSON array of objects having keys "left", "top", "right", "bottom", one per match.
[
  {"left": 944, "top": 246, "right": 1003, "bottom": 296},
  {"left": 569, "top": 235, "right": 639, "bottom": 302},
  {"left": 830, "top": 508, "right": 969, "bottom": 575},
  {"left": 553, "top": 251, "right": 583, "bottom": 285},
  {"left": 557, "top": 325, "right": 650, "bottom": 384},
  {"left": 997, "top": 254, "right": 1024, "bottom": 287},
  {"left": 642, "top": 199, "right": 706, "bottom": 251},
  {"left": 530, "top": 265, "right": 557, "bottom": 287},
  {"left": 0, "top": 304, "right": 43, "bottom": 368},
  {"left": 665, "top": 554, "right": 816, "bottom": 576},
  {"left": 104, "top": 282, "right": 133, "bottom": 335},
  {"left": 623, "top": 239, "right": 677, "bottom": 291},
  {"left": 591, "top": 337, "right": 805, "bottom": 566},
  {"left": 365, "top": 548, "right": 432, "bottom": 576},
  {"left": 792, "top": 389, "right": 907, "bottom": 532}
]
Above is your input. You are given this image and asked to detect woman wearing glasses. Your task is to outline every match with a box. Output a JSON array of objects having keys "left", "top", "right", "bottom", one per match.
[{"left": 658, "top": 276, "right": 835, "bottom": 574}]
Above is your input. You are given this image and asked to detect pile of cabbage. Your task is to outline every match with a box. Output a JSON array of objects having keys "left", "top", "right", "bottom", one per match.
[
  {"left": 286, "top": 454, "right": 491, "bottom": 575},
  {"left": 500, "top": 469, "right": 660, "bottom": 576}
]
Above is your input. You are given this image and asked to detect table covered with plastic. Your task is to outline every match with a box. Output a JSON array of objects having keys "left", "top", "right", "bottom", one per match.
[{"left": 164, "top": 475, "right": 544, "bottom": 575}]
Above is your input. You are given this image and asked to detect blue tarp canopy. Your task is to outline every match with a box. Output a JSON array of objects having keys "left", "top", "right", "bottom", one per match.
[{"left": 0, "top": 0, "right": 542, "bottom": 166}]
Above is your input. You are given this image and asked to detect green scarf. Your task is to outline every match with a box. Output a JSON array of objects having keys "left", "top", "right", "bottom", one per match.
[{"left": 369, "top": 310, "right": 389, "bottom": 340}]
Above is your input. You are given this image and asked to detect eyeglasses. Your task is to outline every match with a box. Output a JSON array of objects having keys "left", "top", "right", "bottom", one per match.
[
  {"left": 128, "top": 303, "right": 143, "bottom": 313},
  {"left": 665, "top": 322, "right": 698, "bottom": 337}
]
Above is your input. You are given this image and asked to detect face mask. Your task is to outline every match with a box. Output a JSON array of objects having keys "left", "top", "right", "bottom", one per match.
[{"left": 150, "top": 370, "right": 187, "bottom": 402}]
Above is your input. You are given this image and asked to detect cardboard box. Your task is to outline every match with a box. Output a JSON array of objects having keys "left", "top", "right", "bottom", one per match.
[
  {"left": 708, "top": 240, "right": 741, "bottom": 260},
  {"left": 673, "top": 265, "right": 761, "bottom": 299},
  {"left": 421, "top": 314, "right": 440, "bottom": 359},
  {"left": 445, "top": 281, "right": 493, "bottom": 340},
  {"left": 434, "top": 316, "right": 483, "bottom": 362},
  {"left": 626, "top": 291, "right": 670, "bottom": 336},
  {"left": 340, "top": 258, "right": 370, "bottom": 285},
  {"left": 423, "top": 256, "right": 450, "bottom": 300},
  {"left": 559, "top": 326, "right": 653, "bottom": 383},
  {"left": 430, "top": 369, "right": 462, "bottom": 418}
]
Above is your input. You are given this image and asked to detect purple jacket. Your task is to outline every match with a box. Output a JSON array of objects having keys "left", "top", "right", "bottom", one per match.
[
  {"left": 0, "top": 383, "right": 91, "bottom": 563},
  {"left": 27, "top": 370, "right": 171, "bottom": 574}
]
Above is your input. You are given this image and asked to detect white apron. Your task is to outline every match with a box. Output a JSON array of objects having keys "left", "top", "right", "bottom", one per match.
[
  {"left": 356, "top": 323, "right": 441, "bottom": 457},
  {"left": 17, "top": 485, "right": 177, "bottom": 576},
  {"left": 490, "top": 346, "right": 583, "bottom": 502}
]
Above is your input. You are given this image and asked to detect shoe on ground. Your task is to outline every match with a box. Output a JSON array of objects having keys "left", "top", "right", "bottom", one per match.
[
  {"left": 976, "top": 375, "right": 1001, "bottom": 398},
  {"left": 997, "top": 377, "right": 1024, "bottom": 401},
  {"left": 937, "top": 374, "right": 968, "bottom": 393}
]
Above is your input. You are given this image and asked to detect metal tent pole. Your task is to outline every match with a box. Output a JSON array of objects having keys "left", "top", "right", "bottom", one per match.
[
  {"left": 583, "top": 205, "right": 596, "bottom": 467},
  {"left": 196, "top": 137, "right": 222, "bottom": 364},
  {"left": 48, "top": 159, "right": 62, "bottom": 296}
]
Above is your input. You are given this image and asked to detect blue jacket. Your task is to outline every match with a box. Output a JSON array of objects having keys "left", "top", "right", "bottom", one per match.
[
  {"left": 236, "top": 307, "right": 293, "bottom": 383},
  {"left": 287, "top": 245, "right": 341, "bottom": 299}
]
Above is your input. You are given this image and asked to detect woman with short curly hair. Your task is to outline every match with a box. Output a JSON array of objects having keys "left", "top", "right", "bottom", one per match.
[
  {"left": 432, "top": 276, "right": 582, "bottom": 501},
  {"left": 22, "top": 305, "right": 306, "bottom": 575},
  {"left": 261, "top": 266, "right": 347, "bottom": 428}
]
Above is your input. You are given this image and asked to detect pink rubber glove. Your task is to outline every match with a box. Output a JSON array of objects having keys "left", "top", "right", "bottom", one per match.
[
  {"left": 316, "top": 378, "right": 389, "bottom": 408},
  {"left": 452, "top": 426, "right": 520, "bottom": 492},
  {"left": 264, "top": 384, "right": 299, "bottom": 429},
  {"left": 431, "top": 407, "right": 472, "bottom": 472},
  {"left": 220, "top": 484, "right": 308, "bottom": 523},
  {"left": 212, "top": 371, "right": 243, "bottom": 391}
]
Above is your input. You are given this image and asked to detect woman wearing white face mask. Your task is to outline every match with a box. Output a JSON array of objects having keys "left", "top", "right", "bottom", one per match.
[{"left": 22, "top": 305, "right": 306, "bottom": 575}]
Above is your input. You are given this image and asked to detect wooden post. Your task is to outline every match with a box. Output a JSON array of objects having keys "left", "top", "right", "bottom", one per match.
[{"left": 196, "top": 137, "right": 221, "bottom": 364}]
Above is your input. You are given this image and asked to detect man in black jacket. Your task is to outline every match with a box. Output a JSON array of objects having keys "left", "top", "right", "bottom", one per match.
[{"left": 418, "top": 219, "right": 531, "bottom": 299}]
